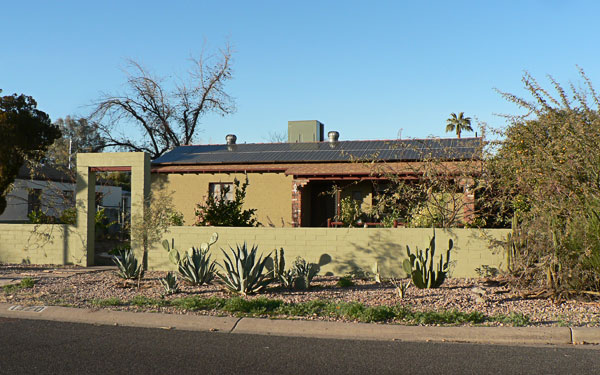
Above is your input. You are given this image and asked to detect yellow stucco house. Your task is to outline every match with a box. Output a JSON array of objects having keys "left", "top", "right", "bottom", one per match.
[{"left": 151, "top": 121, "right": 481, "bottom": 228}]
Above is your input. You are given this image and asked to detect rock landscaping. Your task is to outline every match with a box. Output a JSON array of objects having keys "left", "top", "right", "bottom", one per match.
[{"left": 2, "top": 264, "right": 599, "bottom": 327}]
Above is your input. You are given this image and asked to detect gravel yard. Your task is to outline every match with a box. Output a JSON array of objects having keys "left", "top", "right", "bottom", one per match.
[{"left": 2, "top": 264, "right": 599, "bottom": 327}]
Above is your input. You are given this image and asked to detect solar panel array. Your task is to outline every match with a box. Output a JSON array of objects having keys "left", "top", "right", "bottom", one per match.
[{"left": 152, "top": 138, "right": 482, "bottom": 165}]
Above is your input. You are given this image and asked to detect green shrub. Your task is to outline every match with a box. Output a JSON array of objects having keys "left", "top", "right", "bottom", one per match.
[
  {"left": 194, "top": 178, "right": 259, "bottom": 227},
  {"left": 278, "top": 300, "right": 330, "bottom": 316},
  {"left": 2, "top": 278, "right": 38, "bottom": 294},
  {"left": 336, "top": 276, "right": 354, "bottom": 288},
  {"left": 490, "top": 312, "right": 531, "bottom": 327},
  {"left": 169, "top": 296, "right": 226, "bottom": 311},
  {"left": 130, "top": 296, "right": 167, "bottom": 307},
  {"left": 222, "top": 297, "right": 283, "bottom": 315}
]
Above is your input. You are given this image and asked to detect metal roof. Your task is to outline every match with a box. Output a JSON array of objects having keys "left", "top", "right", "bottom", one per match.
[{"left": 152, "top": 137, "right": 482, "bottom": 165}]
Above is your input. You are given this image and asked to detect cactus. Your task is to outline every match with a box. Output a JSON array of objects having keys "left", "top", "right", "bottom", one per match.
[
  {"left": 160, "top": 272, "right": 179, "bottom": 295},
  {"left": 292, "top": 256, "right": 320, "bottom": 290},
  {"left": 161, "top": 233, "right": 218, "bottom": 266},
  {"left": 218, "top": 243, "right": 273, "bottom": 295},
  {"left": 271, "top": 247, "right": 286, "bottom": 279},
  {"left": 402, "top": 230, "right": 453, "bottom": 289},
  {"left": 161, "top": 233, "right": 218, "bottom": 285}
]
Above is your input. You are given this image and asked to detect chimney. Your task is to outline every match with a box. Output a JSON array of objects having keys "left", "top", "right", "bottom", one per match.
[
  {"left": 226, "top": 134, "right": 237, "bottom": 145},
  {"left": 327, "top": 131, "right": 339, "bottom": 142}
]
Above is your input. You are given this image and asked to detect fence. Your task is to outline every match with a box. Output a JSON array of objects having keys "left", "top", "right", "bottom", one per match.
[
  {"left": 0, "top": 224, "right": 86, "bottom": 265},
  {"left": 150, "top": 227, "right": 510, "bottom": 278}
]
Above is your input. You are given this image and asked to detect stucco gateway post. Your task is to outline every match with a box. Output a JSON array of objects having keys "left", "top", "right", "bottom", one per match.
[{"left": 76, "top": 152, "right": 150, "bottom": 266}]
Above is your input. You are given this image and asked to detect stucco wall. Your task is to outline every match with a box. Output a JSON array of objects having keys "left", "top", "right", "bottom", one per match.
[
  {"left": 152, "top": 172, "right": 293, "bottom": 227},
  {"left": 149, "top": 226, "right": 510, "bottom": 278},
  {"left": 0, "top": 224, "right": 87, "bottom": 265}
]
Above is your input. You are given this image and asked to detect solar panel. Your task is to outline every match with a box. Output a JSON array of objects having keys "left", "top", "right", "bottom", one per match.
[{"left": 152, "top": 138, "right": 482, "bottom": 165}]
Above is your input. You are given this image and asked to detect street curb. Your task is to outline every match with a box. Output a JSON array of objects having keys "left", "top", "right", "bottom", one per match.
[
  {"left": 233, "top": 317, "right": 572, "bottom": 346},
  {"left": 0, "top": 303, "right": 238, "bottom": 333},
  {"left": 571, "top": 327, "right": 600, "bottom": 345},
  {"left": 0, "top": 303, "right": 595, "bottom": 347}
]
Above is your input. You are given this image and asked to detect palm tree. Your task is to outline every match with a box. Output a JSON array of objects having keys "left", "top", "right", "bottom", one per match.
[{"left": 445, "top": 112, "right": 473, "bottom": 138}]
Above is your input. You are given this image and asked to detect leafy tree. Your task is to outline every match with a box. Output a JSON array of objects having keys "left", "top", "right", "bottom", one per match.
[
  {"left": 0, "top": 91, "right": 61, "bottom": 214},
  {"left": 130, "top": 190, "right": 183, "bottom": 271},
  {"left": 45, "top": 116, "right": 105, "bottom": 166},
  {"left": 194, "top": 178, "right": 258, "bottom": 227},
  {"left": 90, "top": 44, "right": 235, "bottom": 159},
  {"left": 490, "top": 68, "right": 600, "bottom": 296},
  {"left": 445, "top": 112, "right": 473, "bottom": 138}
]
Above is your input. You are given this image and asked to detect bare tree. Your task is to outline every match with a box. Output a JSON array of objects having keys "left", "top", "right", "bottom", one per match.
[
  {"left": 90, "top": 44, "right": 235, "bottom": 159},
  {"left": 265, "top": 131, "right": 287, "bottom": 143}
]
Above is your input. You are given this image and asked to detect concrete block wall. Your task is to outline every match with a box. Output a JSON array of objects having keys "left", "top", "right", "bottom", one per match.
[
  {"left": 0, "top": 224, "right": 87, "bottom": 265},
  {"left": 149, "top": 227, "right": 510, "bottom": 278}
]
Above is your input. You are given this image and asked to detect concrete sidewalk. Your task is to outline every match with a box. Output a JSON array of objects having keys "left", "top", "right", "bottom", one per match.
[{"left": 1, "top": 302, "right": 599, "bottom": 347}]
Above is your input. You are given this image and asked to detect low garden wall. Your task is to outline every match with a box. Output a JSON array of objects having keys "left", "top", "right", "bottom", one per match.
[
  {"left": 0, "top": 224, "right": 86, "bottom": 265},
  {"left": 150, "top": 227, "right": 510, "bottom": 278}
]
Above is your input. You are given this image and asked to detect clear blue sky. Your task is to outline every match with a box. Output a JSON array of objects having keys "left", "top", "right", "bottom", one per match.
[{"left": 3, "top": 0, "right": 599, "bottom": 145}]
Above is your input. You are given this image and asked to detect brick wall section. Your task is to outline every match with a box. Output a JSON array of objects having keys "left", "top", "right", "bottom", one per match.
[
  {"left": 0, "top": 224, "right": 87, "bottom": 265},
  {"left": 291, "top": 179, "right": 310, "bottom": 227},
  {"left": 149, "top": 227, "right": 510, "bottom": 278}
]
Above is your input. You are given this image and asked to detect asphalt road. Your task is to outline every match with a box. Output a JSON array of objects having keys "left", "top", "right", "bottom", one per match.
[{"left": 1, "top": 317, "right": 599, "bottom": 375}]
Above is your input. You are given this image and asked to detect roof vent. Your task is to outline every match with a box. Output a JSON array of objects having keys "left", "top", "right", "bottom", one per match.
[
  {"left": 327, "top": 131, "right": 339, "bottom": 142},
  {"left": 226, "top": 134, "right": 237, "bottom": 145}
]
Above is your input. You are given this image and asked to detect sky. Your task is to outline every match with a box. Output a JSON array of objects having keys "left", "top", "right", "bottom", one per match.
[{"left": 3, "top": 0, "right": 600, "bottom": 145}]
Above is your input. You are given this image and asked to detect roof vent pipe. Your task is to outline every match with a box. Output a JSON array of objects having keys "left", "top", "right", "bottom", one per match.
[
  {"left": 327, "top": 131, "right": 339, "bottom": 142},
  {"left": 226, "top": 134, "right": 237, "bottom": 145}
]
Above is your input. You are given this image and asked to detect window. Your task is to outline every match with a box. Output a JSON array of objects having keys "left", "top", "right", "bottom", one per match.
[
  {"left": 209, "top": 183, "right": 234, "bottom": 202},
  {"left": 27, "top": 189, "right": 42, "bottom": 214}
]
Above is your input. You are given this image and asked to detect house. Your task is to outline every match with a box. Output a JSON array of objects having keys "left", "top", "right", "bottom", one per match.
[
  {"left": 0, "top": 164, "right": 129, "bottom": 225},
  {"left": 151, "top": 120, "right": 482, "bottom": 227}
]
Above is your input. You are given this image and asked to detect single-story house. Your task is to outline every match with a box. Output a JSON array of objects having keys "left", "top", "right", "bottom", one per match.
[
  {"left": 151, "top": 120, "right": 482, "bottom": 227},
  {"left": 0, "top": 164, "right": 129, "bottom": 225}
]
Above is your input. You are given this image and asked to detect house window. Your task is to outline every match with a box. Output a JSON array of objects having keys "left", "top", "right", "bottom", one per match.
[
  {"left": 27, "top": 189, "right": 42, "bottom": 214},
  {"left": 352, "top": 191, "right": 362, "bottom": 201},
  {"left": 209, "top": 183, "right": 234, "bottom": 202}
]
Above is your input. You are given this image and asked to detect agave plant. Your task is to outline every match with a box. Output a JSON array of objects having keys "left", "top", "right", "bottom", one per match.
[
  {"left": 218, "top": 243, "right": 273, "bottom": 295},
  {"left": 178, "top": 247, "right": 217, "bottom": 286},
  {"left": 112, "top": 247, "right": 143, "bottom": 280},
  {"left": 160, "top": 272, "right": 179, "bottom": 295}
]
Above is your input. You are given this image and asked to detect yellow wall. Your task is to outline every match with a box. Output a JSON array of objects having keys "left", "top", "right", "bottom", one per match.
[
  {"left": 339, "top": 181, "right": 374, "bottom": 212},
  {"left": 0, "top": 224, "right": 87, "bottom": 265},
  {"left": 149, "top": 226, "right": 510, "bottom": 278},
  {"left": 152, "top": 172, "right": 294, "bottom": 227}
]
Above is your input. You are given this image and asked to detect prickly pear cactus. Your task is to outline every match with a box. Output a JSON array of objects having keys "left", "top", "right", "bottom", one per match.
[{"left": 161, "top": 233, "right": 218, "bottom": 266}]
